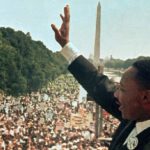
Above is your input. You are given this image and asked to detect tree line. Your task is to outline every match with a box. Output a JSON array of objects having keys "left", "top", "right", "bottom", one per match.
[
  {"left": 104, "top": 56, "right": 150, "bottom": 69},
  {"left": 0, "top": 27, "right": 68, "bottom": 96}
]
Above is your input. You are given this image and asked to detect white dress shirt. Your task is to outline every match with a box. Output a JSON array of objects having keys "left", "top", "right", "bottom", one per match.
[
  {"left": 124, "top": 120, "right": 150, "bottom": 145},
  {"left": 60, "top": 42, "right": 80, "bottom": 64}
]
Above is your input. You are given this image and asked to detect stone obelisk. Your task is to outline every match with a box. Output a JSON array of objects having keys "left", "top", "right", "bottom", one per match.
[
  {"left": 94, "top": 2, "right": 103, "bottom": 138},
  {"left": 94, "top": 2, "right": 101, "bottom": 67}
]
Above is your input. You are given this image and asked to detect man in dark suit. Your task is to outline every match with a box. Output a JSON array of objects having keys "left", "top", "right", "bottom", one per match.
[{"left": 51, "top": 5, "right": 150, "bottom": 150}]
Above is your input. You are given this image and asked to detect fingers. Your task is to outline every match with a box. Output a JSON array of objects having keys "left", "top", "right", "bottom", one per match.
[
  {"left": 51, "top": 5, "right": 70, "bottom": 47},
  {"left": 51, "top": 24, "right": 60, "bottom": 35},
  {"left": 60, "top": 5, "right": 70, "bottom": 23},
  {"left": 60, "top": 14, "right": 64, "bottom": 21},
  {"left": 64, "top": 5, "right": 70, "bottom": 22},
  {"left": 51, "top": 24, "right": 63, "bottom": 45}
]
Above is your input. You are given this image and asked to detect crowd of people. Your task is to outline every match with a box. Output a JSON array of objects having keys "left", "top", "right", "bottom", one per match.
[{"left": 0, "top": 74, "right": 119, "bottom": 150}]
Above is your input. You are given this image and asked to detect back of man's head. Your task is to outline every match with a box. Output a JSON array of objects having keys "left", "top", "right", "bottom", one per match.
[{"left": 132, "top": 59, "right": 150, "bottom": 89}]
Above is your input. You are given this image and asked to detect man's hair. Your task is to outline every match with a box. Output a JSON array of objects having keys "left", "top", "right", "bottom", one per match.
[{"left": 132, "top": 59, "right": 150, "bottom": 89}]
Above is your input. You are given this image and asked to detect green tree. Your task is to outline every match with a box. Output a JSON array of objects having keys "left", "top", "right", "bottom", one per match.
[{"left": 0, "top": 27, "right": 68, "bottom": 96}]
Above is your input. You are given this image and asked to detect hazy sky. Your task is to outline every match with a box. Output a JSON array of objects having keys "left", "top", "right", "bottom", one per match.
[{"left": 0, "top": 0, "right": 150, "bottom": 60}]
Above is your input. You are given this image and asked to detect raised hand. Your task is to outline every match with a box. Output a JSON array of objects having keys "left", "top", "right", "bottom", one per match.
[{"left": 51, "top": 5, "right": 70, "bottom": 47}]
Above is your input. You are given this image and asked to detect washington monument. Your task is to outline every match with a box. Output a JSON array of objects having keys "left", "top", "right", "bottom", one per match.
[
  {"left": 94, "top": 2, "right": 101, "bottom": 67},
  {"left": 94, "top": 2, "right": 103, "bottom": 138}
]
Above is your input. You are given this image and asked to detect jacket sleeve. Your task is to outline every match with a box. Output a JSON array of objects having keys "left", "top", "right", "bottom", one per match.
[{"left": 68, "top": 55, "right": 122, "bottom": 120}]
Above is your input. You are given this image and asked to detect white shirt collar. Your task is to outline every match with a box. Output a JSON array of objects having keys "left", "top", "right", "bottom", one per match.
[
  {"left": 136, "top": 120, "right": 150, "bottom": 134},
  {"left": 124, "top": 120, "right": 150, "bottom": 145}
]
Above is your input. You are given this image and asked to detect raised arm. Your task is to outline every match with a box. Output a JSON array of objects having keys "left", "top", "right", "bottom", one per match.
[
  {"left": 51, "top": 5, "right": 70, "bottom": 47},
  {"left": 51, "top": 5, "right": 121, "bottom": 120}
]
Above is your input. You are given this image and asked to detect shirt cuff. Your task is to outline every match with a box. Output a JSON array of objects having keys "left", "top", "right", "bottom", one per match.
[{"left": 60, "top": 42, "right": 80, "bottom": 64}]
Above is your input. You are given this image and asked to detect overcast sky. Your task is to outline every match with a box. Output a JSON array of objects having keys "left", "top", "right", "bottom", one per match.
[{"left": 0, "top": 0, "right": 150, "bottom": 60}]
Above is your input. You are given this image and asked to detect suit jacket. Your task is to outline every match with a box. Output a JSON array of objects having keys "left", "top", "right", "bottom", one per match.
[{"left": 68, "top": 55, "right": 150, "bottom": 150}]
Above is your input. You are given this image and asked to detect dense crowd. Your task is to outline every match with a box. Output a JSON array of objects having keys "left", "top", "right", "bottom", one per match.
[{"left": 0, "top": 74, "right": 119, "bottom": 150}]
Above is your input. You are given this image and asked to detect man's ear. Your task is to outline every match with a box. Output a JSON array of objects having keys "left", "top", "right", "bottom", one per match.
[
  {"left": 140, "top": 90, "right": 150, "bottom": 118},
  {"left": 140, "top": 90, "right": 150, "bottom": 109}
]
